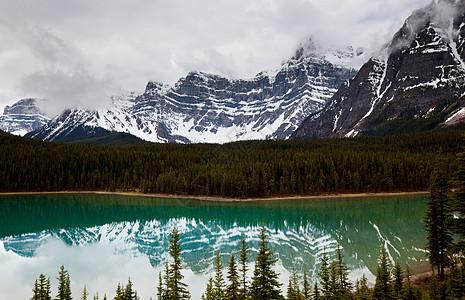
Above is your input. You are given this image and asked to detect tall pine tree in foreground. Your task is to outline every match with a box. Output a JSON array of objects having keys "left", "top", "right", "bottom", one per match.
[
  {"left": 425, "top": 153, "right": 452, "bottom": 278},
  {"left": 56, "top": 265, "right": 72, "bottom": 300},
  {"left": 32, "top": 273, "right": 52, "bottom": 300},
  {"left": 167, "top": 227, "right": 190, "bottom": 299},
  {"left": 373, "top": 244, "right": 391, "bottom": 300},
  {"left": 250, "top": 223, "right": 282, "bottom": 299},
  {"left": 213, "top": 252, "right": 225, "bottom": 299},
  {"left": 226, "top": 254, "right": 240, "bottom": 300},
  {"left": 239, "top": 234, "right": 249, "bottom": 300}
]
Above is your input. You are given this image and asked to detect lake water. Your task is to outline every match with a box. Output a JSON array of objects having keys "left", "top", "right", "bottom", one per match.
[{"left": 0, "top": 193, "right": 428, "bottom": 299}]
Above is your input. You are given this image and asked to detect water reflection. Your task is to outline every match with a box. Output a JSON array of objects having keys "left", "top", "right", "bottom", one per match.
[{"left": 0, "top": 194, "right": 428, "bottom": 289}]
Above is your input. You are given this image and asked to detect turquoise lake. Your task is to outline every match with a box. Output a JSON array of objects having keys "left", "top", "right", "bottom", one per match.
[{"left": 0, "top": 193, "right": 429, "bottom": 299}]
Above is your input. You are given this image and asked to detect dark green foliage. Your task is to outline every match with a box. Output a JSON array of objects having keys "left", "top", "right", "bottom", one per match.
[
  {"left": 302, "top": 271, "right": 310, "bottom": 300},
  {"left": 0, "top": 127, "right": 462, "bottom": 198},
  {"left": 239, "top": 235, "right": 249, "bottom": 300},
  {"left": 335, "top": 243, "right": 352, "bottom": 298},
  {"left": 167, "top": 227, "right": 190, "bottom": 299},
  {"left": 250, "top": 224, "right": 282, "bottom": 299},
  {"left": 373, "top": 245, "right": 391, "bottom": 300},
  {"left": 213, "top": 252, "right": 226, "bottom": 299},
  {"left": 55, "top": 265, "right": 72, "bottom": 300},
  {"left": 157, "top": 272, "right": 164, "bottom": 300},
  {"left": 446, "top": 258, "right": 465, "bottom": 299},
  {"left": 392, "top": 261, "right": 403, "bottom": 299},
  {"left": 202, "top": 276, "right": 214, "bottom": 300},
  {"left": 32, "top": 273, "right": 52, "bottom": 300},
  {"left": 318, "top": 251, "right": 331, "bottom": 300},
  {"left": 425, "top": 153, "right": 453, "bottom": 278},
  {"left": 451, "top": 144, "right": 465, "bottom": 255},
  {"left": 354, "top": 274, "right": 371, "bottom": 300},
  {"left": 81, "top": 285, "right": 88, "bottom": 300},
  {"left": 402, "top": 266, "right": 416, "bottom": 300},
  {"left": 286, "top": 269, "right": 300, "bottom": 300},
  {"left": 114, "top": 279, "right": 139, "bottom": 300},
  {"left": 312, "top": 283, "right": 320, "bottom": 300},
  {"left": 226, "top": 254, "right": 240, "bottom": 300}
]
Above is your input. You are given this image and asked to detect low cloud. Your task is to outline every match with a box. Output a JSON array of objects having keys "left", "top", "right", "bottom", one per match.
[{"left": 0, "top": 0, "right": 432, "bottom": 113}]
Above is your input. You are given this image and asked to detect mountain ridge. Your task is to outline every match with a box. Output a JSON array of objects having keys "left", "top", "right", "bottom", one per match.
[{"left": 293, "top": 0, "right": 465, "bottom": 139}]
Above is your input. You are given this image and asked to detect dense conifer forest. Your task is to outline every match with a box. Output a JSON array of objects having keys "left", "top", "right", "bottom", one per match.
[{"left": 0, "top": 126, "right": 463, "bottom": 198}]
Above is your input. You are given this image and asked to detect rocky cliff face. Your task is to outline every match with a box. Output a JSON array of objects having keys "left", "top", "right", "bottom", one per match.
[
  {"left": 25, "top": 45, "right": 357, "bottom": 143},
  {"left": 0, "top": 98, "right": 49, "bottom": 136},
  {"left": 293, "top": 0, "right": 465, "bottom": 139}
]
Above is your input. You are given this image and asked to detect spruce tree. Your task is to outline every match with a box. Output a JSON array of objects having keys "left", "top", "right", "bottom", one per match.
[
  {"left": 373, "top": 245, "right": 391, "bottom": 300},
  {"left": 286, "top": 268, "right": 300, "bottom": 300},
  {"left": 115, "top": 283, "right": 124, "bottom": 300},
  {"left": 312, "top": 282, "right": 320, "bottom": 300},
  {"left": 81, "top": 286, "right": 88, "bottom": 300},
  {"left": 335, "top": 243, "right": 352, "bottom": 297},
  {"left": 425, "top": 153, "right": 452, "bottom": 278},
  {"left": 213, "top": 252, "right": 226, "bottom": 299},
  {"left": 318, "top": 251, "right": 331, "bottom": 300},
  {"left": 226, "top": 254, "right": 240, "bottom": 300},
  {"left": 202, "top": 276, "right": 214, "bottom": 300},
  {"left": 157, "top": 271, "right": 164, "bottom": 300},
  {"left": 392, "top": 261, "right": 403, "bottom": 299},
  {"left": 402, "top": 265, "right": 415, "bottom": 300},
  {"left": 32, "top": 273, "right": 52, "bottom": 300},
  {"left": 302, "top": 271, "right": 310, "bottom": 300},
  {"left": 239, "top": 234, "right": 249, "bottom": 300},
  {"left": 250, "top": 223, "right": 282, "bottom": 299},
  {"left": 56, "top": 265, "right": 72, "bottom": 300},
  {"left": 354, "top": 274, "right": 370, "bottom": 300},
  {"left": 167, "top": 227, "right": 190, "bottom": 299},
  {"left": 123, "top": 278, "right": 139, "bottom": 300}
]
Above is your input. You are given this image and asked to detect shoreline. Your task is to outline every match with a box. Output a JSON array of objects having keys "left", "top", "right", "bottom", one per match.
[{"left": 0, "top": 190, "right": 429, "bottom": 202}]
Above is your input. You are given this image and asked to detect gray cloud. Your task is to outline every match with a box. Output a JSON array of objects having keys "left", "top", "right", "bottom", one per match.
[{"left": 0, "top": 0, "right": 431, "bottom": 113}]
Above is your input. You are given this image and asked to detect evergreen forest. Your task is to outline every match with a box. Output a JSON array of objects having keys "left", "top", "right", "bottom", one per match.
[{"left": 1, "top": 125, "right": 464, "bottom": 198}]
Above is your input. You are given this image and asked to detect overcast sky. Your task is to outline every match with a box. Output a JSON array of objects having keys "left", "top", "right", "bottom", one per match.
[{"left": 0, "top": 0, "right": 432, "bottom": 114}]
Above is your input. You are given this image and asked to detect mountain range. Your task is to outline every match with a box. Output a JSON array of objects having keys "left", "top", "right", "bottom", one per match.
[
  {"left": 2, "top": 0, "right": 465, "bottom": 143},
  {"left": 18, "top": 43, "right": 358, "bottom": 144}
]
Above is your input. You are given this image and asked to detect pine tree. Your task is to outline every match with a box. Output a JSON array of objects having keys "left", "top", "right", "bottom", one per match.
[
  {"left": 402, "top": 265, "right": 415, "bottom": 300},
  {"left": 81, "top": 286, "right": 89, "bottom": 300},
  {"left": 226, "top": 254, "right": 240, "bottom": 300},
  {"left": 392, "top": 261, "right": 403, "bottom": 299},
  {"left": 123, "top": 278, "right": 139, "bottom": 300},
  {"left": 250, "top": 223, "right": 282, "bottom": 299},
  {"left": 55, "top": 265, "right": 72, "bottom": 300},
  {"left": 167, "top": 227, "right": 190, "bottom": 299},
  {"left": 94, "top": 292, "right": 99, "bottom": 300},
  {"left": 286, "top": 268, "right": 300, "bottom": 300},
  {"left": 115, "top": 283, "right": 124, "bottom": 300},
  {"left": 354, "top": 274, "right": 370, "bottom": 300},
  {"left": 202, "top": 276, "right": 215, "bottom": 300},
  {"left": 335, "top": 243, "right": 352, "bottom": 298},
  {"left": 157, "top": 271, "right": 164, "bottom": 300},
  {"left": 213, "top": 252, "right": 226, "bottom": 299},
  {"left": 373, "top": 245, "right": 391, "bottom": 300},
  {"left": 239, "top": 234, "right": 249, "bottom": 300},
  {"left": 312, "top": 282, "right": 320, "bottom": 300},
  {"left": 302, "top": 271, "right": 310, "bottom": 300},
  {"left": 318, "top": 251, "right": 331, "bottom": 300},
  {"left": 425, "top": 153, "right": 452, "bottom": 278},
  {"left": 32, "top": 273, "right": 52, "bottom": 300}
]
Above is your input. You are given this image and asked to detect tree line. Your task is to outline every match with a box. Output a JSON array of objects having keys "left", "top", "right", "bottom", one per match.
[{"left": 0, "top": 126, "right": 463, "bottom": 198}]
